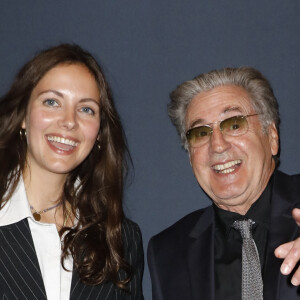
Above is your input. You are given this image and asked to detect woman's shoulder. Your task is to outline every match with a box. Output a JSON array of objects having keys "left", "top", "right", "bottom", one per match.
[
  {"left": 121, "top": 218, "right": 144, "bottom": 298},
  {"left": 122, "top": 218, "right": 142, "bottom": 240},
  {"left": 121, "top": 217, "right": 143, "bottom": 252}
]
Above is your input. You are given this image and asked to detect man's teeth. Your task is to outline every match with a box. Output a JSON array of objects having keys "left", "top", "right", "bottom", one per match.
[
  {"left": 212, "top": 160, "right": 242, "bottom": 173},
  {"left": 219, "top": 168, "right": 235, "bottom": 174},
  {"left": 47, "top": 136, "right": 78, "bottom": 147}
]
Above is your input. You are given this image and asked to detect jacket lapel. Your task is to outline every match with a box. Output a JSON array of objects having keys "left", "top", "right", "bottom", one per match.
[
  {"left": 0, "top": 219, "right": 47, "bottom": 300},
  {"left": 187, "top": 206, "right": 215, "bottom": 300},
  {"left": 264, "top": 171, "right": 300, "bottom": 300}
]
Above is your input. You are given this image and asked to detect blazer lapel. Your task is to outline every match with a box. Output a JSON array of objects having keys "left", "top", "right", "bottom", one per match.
[
  {"left": 0, "top": 219, "right": 47, "bottom": 300},
  {"left": 264, "top": 171, "right": 300, "bottom": 300},
  {"left": 187, "top": 206, "right": 215, "bottom": 300}
]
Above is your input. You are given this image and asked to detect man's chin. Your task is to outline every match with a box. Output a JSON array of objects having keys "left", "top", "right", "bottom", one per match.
[{"left": 210, "top": 190, "right": 250, "bottom": 210}]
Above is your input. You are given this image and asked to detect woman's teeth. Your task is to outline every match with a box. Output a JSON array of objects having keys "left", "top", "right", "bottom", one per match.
[{"left": 47, "top": 136, "right": 78, "bottom": 147}]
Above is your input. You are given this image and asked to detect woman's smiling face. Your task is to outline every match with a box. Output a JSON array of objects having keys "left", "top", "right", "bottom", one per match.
[{"left": 22, "top": 63, "right": 101, "bottom": 177}]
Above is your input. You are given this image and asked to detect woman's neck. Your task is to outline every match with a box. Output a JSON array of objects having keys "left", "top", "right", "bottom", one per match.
[
  {"left": 22, "top": 164, "right": 74, "bottom": 230},
  {"left": 23, "top": 168, "right": 66, "bottom": 209}
]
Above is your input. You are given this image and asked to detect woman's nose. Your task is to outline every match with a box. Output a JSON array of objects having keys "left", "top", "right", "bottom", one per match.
[{"left": 57, "top": 109, "right": 78, "bottom": 130}]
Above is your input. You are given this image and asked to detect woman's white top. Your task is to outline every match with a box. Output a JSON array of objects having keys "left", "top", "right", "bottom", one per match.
[{"left": 0, "top": 178, "right": 73, "bottom": 300}]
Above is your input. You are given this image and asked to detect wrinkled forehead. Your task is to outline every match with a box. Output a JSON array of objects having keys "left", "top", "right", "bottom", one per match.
[{"left": 185, "top": 85, "right": 255, "bottom": 126}]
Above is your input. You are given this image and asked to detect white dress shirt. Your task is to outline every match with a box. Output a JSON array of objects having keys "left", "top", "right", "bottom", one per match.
[{"left": 0, "top": 178, "right": 73, "bottom": 300}]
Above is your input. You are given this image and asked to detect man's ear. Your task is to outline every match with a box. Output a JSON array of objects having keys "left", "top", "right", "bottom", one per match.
[
  {"left": 268, "top": 123, "right": 279, "bottom": 156},
  {"left": 187, "top": 145, "right": 193, "bottom": 167},
  {"left": 188, "top": 152, "right": 192, "bottom": 166}
]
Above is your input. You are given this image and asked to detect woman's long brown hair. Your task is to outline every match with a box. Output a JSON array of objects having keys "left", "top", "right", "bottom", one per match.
[{"left": 0, "top": 44, "right": 131, "bottom": 288}]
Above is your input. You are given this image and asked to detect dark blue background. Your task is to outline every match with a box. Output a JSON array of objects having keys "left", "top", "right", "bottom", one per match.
[{"left": 1, "top": 1, "right": 299, "bottom": 298}]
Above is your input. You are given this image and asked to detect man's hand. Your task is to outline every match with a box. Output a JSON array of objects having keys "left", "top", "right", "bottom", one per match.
[{"left": 274, "top": 208, "right": 300, "bottom": 286}]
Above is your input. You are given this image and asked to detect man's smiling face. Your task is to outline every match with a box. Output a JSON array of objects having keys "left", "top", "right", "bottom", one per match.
[{"left": 186, "top": 85, "right": 278, "bottom": 215}]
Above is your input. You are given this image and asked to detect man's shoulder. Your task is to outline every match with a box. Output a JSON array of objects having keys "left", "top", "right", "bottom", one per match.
[
  {"left": 274, "top": 170, "right": 300, "bottom": 193},
  {"left": 275, "top": 169, "right": 300, "bottom": 182},
  {"left": 149, "top": 206, "right": 211, "bottom": 247},
  {"left": 273, "top": 170, "right": 300, "bottom": 208}
]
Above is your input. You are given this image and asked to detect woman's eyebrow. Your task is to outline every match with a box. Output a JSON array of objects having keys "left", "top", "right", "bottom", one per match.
[
  {"left": 78, "top": 98, "right": 100, "bottom": 106},
  {"left": 37, "top": 89, "right": 64, "bottom": 98}
]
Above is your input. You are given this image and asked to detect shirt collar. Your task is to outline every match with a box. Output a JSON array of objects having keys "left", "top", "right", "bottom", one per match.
[
  {"left": 214, "top": 175, "right": 273, "bottom": 236},
  {"left": 0, "top": 177, "right": 35, "bottom": 226}
]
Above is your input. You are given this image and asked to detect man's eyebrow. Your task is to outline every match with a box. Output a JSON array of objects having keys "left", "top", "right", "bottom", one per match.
[
  {"left": 187, "top": 106, "right": 244, "bottom": 130},
  {"left": 188, "top": 118, "right": 206, "bottom": 129},
  {"left": 223, "top": 106, "right": 243, "bottom": 114}
]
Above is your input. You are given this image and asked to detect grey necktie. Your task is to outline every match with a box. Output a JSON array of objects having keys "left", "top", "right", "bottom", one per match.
[{"left": 233, "top": 219, "right": 263, "bottom": 300}]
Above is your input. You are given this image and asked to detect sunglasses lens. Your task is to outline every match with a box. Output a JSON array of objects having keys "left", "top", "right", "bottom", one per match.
[
  {"left": 220, "top": 116, "right": 248, "bottom": 136},
  {"left": 186, "top": 126, "right": 212, "bottom": 147}
]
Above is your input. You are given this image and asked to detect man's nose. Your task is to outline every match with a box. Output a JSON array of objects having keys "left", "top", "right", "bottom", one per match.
[
  {"left": 209, "top": 126, "right": 231, "bottom": 153},
  {"left": 58, "top": 109, "right": 78, "bottom": 130}
]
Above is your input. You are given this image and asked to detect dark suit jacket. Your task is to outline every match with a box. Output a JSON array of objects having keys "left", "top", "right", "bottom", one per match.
[
  {"left": 148, "top": 170, "right": 300, "bottom": 300},
  {"left": 0, "top": 218, "right": 144, "bottom": 300}
]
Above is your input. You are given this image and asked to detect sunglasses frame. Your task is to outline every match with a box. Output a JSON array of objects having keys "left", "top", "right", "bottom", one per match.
[{"left": 186, "top": 113, "right": 261, "bottom": 148}]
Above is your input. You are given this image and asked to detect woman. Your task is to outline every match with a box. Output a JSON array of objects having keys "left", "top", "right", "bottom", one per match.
[{"left": 0, "top": 44, "right": 144, "bottom": 299}]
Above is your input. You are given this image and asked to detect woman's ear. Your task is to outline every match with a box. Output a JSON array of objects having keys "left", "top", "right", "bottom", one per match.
[{"left": 21, "top": 119, "right": 26, "bottom": 129}]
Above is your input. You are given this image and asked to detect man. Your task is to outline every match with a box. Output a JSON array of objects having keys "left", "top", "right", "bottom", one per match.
[{"left": 148, "top": 67, "right": 300, "bottom": 299}]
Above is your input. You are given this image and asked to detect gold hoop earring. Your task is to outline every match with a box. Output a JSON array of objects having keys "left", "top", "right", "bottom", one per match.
[
  {"left": 96, "top": 137, "right": 101, "bottom": 150},
  {"left": 19, "top": 128, "right": 26, "bottom": 138}
]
